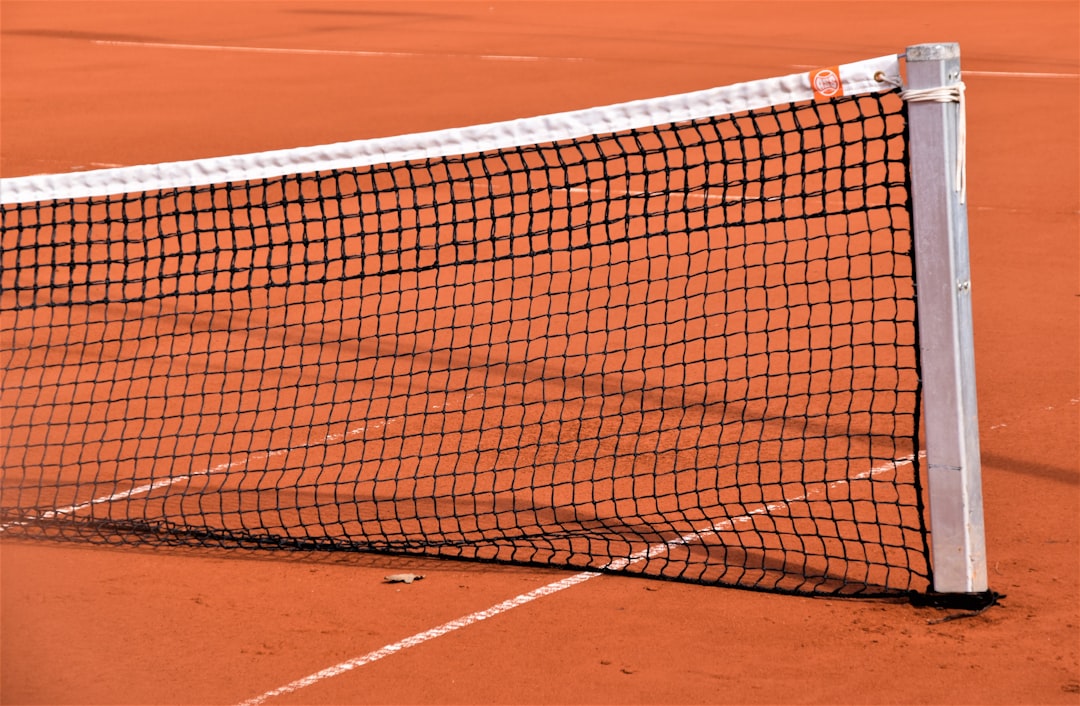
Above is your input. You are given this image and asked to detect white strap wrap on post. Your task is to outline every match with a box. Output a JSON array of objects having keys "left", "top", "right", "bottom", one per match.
[{"left": 902, "top": 83, "right": 967, "bottom": 204}]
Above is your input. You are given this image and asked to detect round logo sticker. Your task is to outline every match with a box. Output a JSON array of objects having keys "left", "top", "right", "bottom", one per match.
[{"left": 810, "top": 67, "right": 843, "bottom": 100}]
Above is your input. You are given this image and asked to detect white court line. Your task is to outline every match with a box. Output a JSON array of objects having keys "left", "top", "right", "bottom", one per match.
[
  {"left": 0, "top": 394, "right": 470, "bottom": 532},
  {"left": 91, "top": 39, "right": 586, "bottom": 63},
  {"left": 791, "top": 64, "right": 1077, "bottom": 80},
  {"left": 962, "top": 69, "right": 1078, "bottom": 79},
  {"left": 0, "top": 456, "right": 247, "bottom": 531},
  {"left": 88, "top": 44, "right": 1080, "bottom": 78},
  {"left": 234, "top": 453, "right": 918, "bottom": 706},
  {"left": 566, "top": 185, "right": 878, "bottom": 210},
  {"left": 567, "top": 185, "right": 759, "bottom": 205}
]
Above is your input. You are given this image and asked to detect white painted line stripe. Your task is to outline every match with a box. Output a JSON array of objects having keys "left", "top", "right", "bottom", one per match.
[
  {"left": 235, "top": 453, "right": 917, "bottom": 706},
  {"left": 0, "top": 393, "right": 474, "bottom": 532},
  {"left": 233, "top": 571, "right": 598, "bottom": 706},
  {"left": 70, "top": 162, "right": 125, "bottom": 170},
  {"left": 567, "top": 185, "right": 744, "bottom": 205},
  {"left": 567, "top": 184, "right": 871, "bottom": 208},
  {"left": 0, "top": 456, "right": 246, "bottom": 532},
  {"left": 91, "top": 39, "right": 586, "bottom": 64},
  {"left": 87, "top": 44, "right": 1080, "bottom": 78},
  {"left": 792, "top": 64, "right": 1077, "bottom": 80},
  {"left": 962, "top": 69, "right": 1078, "bottom": 79}
]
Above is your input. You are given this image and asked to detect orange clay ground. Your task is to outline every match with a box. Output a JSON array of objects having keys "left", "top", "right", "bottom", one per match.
[{"left": 1, "top": 2, "right": 1077, "bottom": 704}]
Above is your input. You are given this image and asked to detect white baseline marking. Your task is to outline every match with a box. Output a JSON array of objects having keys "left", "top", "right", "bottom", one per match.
[
  {"left": 92, "top": 39, "right": 586, "bottom": 63},
  {"left": 234, "top": 453, "right": 918, "bottom": 706}
]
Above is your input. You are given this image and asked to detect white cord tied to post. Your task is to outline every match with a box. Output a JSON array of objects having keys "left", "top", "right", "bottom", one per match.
[
  {"left": 875, "top": 71, "right": 967, "bottom": 204},
  {"left": 901, "top": 82, "right": 967, "bottom": 204}
]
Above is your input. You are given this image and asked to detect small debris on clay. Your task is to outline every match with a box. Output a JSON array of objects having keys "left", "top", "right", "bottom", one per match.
[{"left": 384, "top": 573, "right": 425, "bottom": 584}]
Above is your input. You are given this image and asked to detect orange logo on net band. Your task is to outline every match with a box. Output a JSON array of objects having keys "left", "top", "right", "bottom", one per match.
[{"left": 810, "top": 67, "right": 844, "bottom": 100}]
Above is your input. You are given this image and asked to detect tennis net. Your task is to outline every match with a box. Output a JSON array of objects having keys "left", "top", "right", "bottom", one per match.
[{"left": 1, "top": 54, "right": 933, "bottom": 596}]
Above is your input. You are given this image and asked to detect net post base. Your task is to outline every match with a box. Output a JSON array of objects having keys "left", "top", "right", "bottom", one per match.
[{"left": 909, "top": 589, "right": 1002, "bottom": 612}]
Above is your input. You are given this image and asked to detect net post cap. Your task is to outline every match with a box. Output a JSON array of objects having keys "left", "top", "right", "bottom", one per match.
[{"left": 906, "top": 43, "right": 961, "bottom": 61}]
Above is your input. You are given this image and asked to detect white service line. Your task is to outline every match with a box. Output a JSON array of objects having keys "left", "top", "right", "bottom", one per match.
[
  {"left": 234, "top": 453, "right": 917, "bottom": 706},
  {"left": 567, "top": 184, "right": 748, "bottom": 205},
  {"left": 0, "top": 393, "right": 472, "bottom": 532},
  {"left": 89, "top": 43, "right": 1080, "bottom": 78},
  {"left": 0, "top": 456, "right": 246, "bottom": 531},
  {"left": 92, "top": 39, "right": 586, "bottom": 63}
]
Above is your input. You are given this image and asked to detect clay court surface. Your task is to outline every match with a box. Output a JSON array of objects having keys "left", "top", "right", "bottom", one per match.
[{"left": 1, "top": 1, "right": 1077, "bottom": 704}]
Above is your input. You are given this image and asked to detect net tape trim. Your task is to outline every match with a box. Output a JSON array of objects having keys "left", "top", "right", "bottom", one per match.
[{"left": 0, "top": 55, "right": 901, "bottom": 205}]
